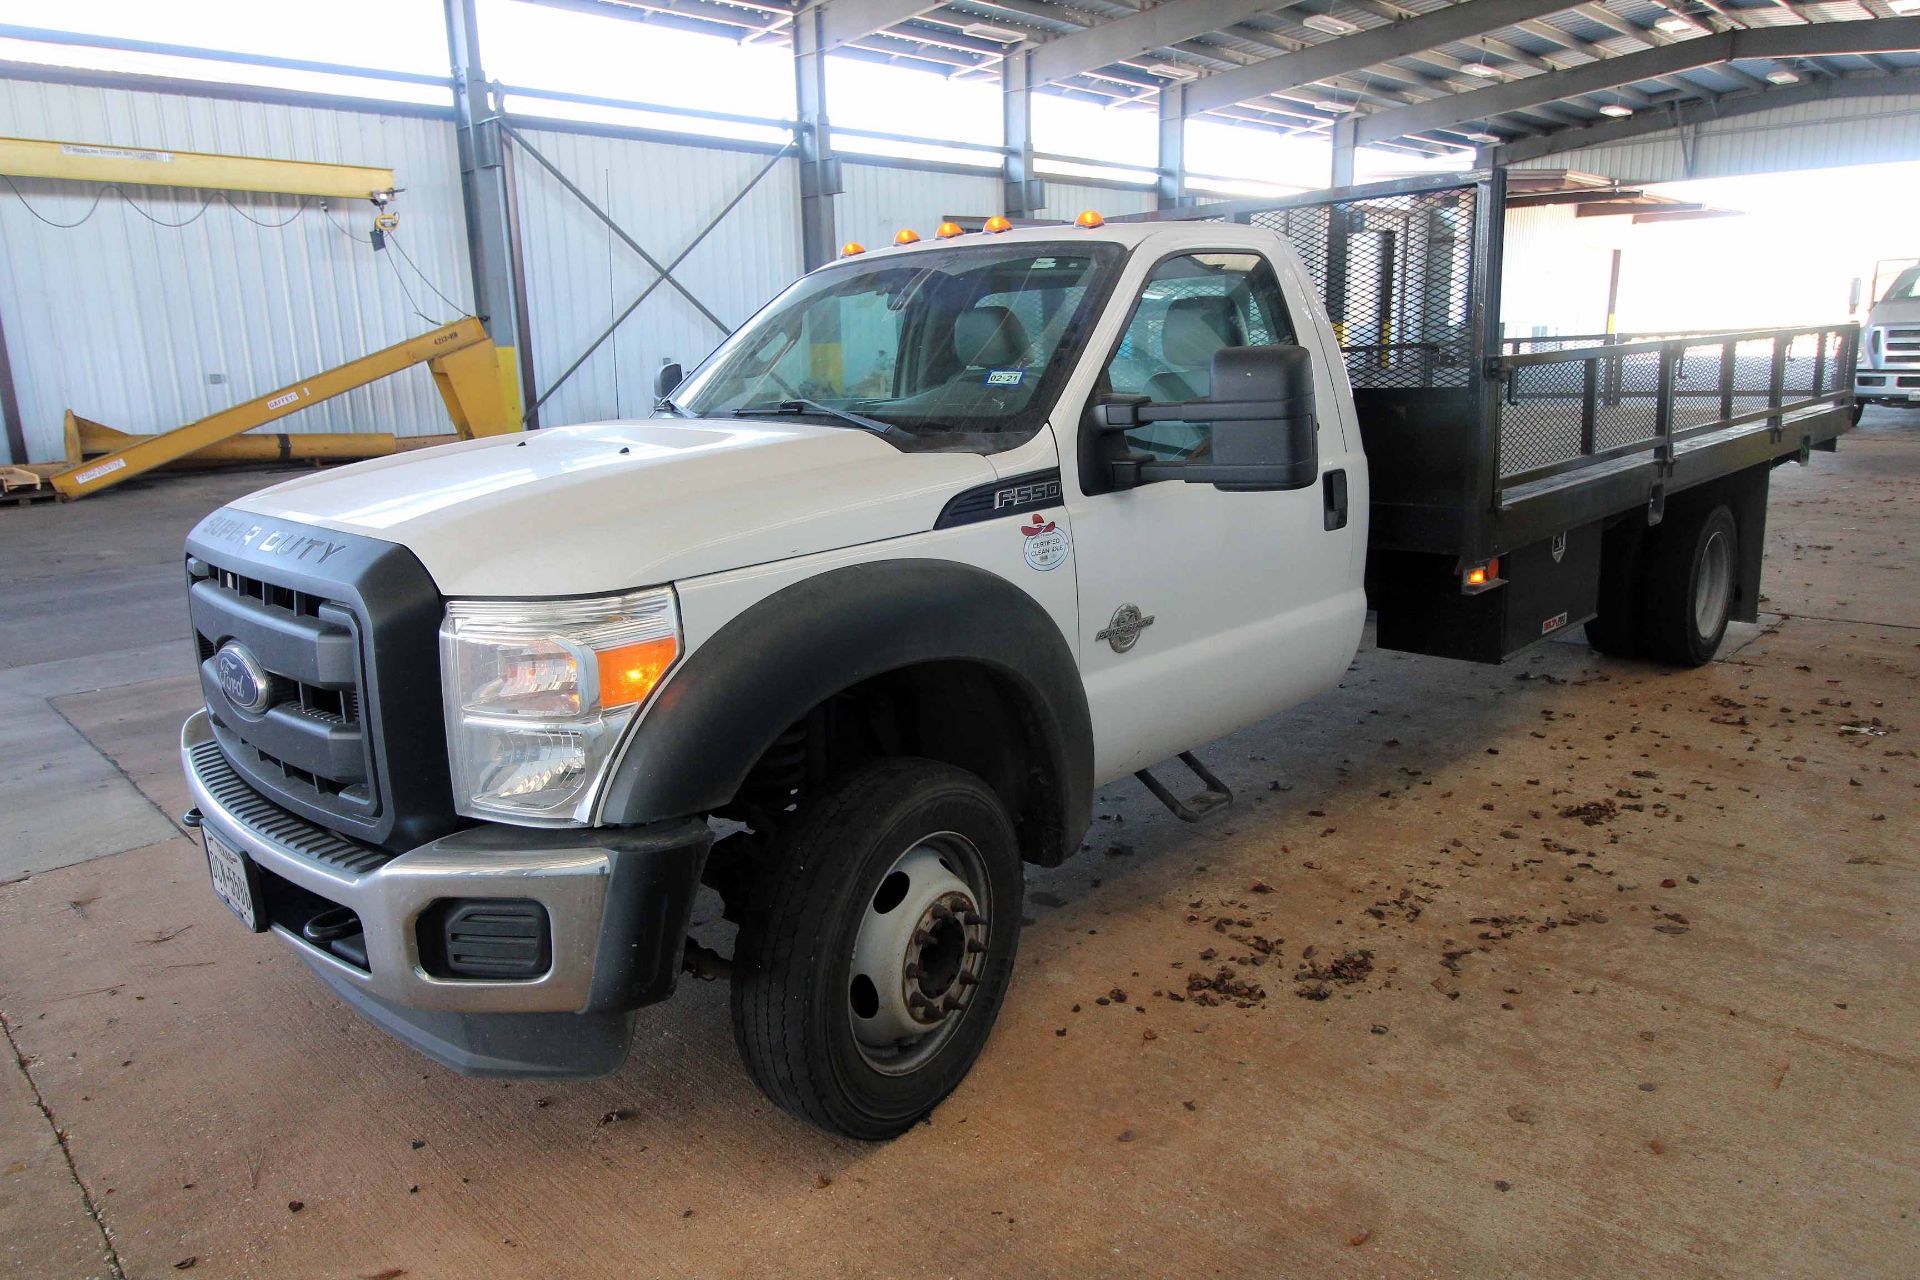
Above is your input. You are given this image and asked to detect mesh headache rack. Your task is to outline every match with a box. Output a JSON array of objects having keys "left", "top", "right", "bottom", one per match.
[{"left": 1116, "top": 170, "right": 1857, "bottom": 568}]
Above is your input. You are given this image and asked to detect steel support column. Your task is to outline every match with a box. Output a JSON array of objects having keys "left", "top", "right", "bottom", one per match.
[
  {"left": 445, "top": 0, "right": 526, "bottom": 419},
  {"left": 1002, "top": 47, "right": 1043, "bottom": 217},
  {"left": 1157, "top": 83, "right": 1186, "bottom": 210},
  {"left": 1330, "top": 116, "right": 1357, "bottom": 188},
  {"left": 793, "top": 6, "right": 841, "bottom": 269}
]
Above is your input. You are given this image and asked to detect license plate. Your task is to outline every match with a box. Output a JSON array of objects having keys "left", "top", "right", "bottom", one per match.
[{"left": 204, "top": 829, "right": 263, "bottom": 931}]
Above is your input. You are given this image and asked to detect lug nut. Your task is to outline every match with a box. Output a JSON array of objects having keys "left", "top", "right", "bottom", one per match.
[
  {"left": 941, "top": 994, "right": 963, "bottom": 1012},
  {"left": 961, "top": 911, "right": 984, "bottom": 926},
  {"left": 958, "top": 972, "right": 979, "bottom": 987},
  {"left": 904, "top": 962, "right": 921, "bottom": 980},
  {"left": 966, "top": 939, "right": 987, "bottom": 954},
  {"left": 912, "top": 929, "right": 932, "bottom": 946},
  {"left": 929, "top": 903, "right": 952, "bottom": 921}
]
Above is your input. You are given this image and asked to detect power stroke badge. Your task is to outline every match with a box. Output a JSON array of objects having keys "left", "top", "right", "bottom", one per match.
[
  {"left": 1022, "top": 516, "right": 1070, "bottom": 571},
  {"left": 1096, "top": 603, "right": 1155, "bottom": 653}
]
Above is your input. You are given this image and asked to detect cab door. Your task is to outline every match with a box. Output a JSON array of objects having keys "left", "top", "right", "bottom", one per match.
[{"left": 1057, "top": 233, "right": 1366, "bottom": 783}]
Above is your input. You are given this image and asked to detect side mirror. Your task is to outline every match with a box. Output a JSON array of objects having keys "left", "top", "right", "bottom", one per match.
[
  {"left": 1093, "top": 345, "right": 1318, "bottom": 493},
  {"left": 654, "top": 361, "right": 684, "bottom": 405},
  {"left": 1195, "top": 345, "right": 1318, "bottom": 492},
  {"left": 1849, "top": 278, "right": 1863, "bottom": 314}
]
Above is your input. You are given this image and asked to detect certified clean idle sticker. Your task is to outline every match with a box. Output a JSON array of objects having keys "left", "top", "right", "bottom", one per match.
[{"left": 1021, "top": 515, "right": 1069, "bottom": 571}]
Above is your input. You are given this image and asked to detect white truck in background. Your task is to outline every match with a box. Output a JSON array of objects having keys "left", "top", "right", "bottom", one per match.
[
  {"left": 178, "top": 173, "right": 1856, "bottom": 1139},
  {"left": 1855, "top": 259, "right": 1920, "bottom": 410}
]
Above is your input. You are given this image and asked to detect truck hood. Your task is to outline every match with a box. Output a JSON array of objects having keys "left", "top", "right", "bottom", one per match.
[
  {"left": 230, "top": 419, "right": 996, "bottom": 596},
  {"left": 1870, "top": 298, "right": 1920, "bottom": 327}
]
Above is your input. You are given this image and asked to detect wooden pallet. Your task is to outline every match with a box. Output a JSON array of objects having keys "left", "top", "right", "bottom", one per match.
[{"left": 1, "top": 464, "right": 59, "bottom": 505}]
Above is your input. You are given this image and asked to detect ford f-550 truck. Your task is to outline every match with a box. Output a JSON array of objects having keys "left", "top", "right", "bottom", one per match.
[
  {"left": 1856, "top": 259, "right": 1920, "bottom": 410},
  {"left": 179, "top": 172, "right": 1856, "bottom": 1139}
]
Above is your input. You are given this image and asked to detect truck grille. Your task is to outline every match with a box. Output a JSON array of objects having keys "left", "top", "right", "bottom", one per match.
[
  {"left": 1882, "top": 327, "right": 1920, "bottom": 366},
  {"left": 190, "top": 563, "right": 378, "bottom": 824}
]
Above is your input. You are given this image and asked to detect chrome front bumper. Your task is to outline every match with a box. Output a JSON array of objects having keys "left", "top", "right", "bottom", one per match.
[{"left": 181, "top": 710, "right": 709, "bottom": 1022}]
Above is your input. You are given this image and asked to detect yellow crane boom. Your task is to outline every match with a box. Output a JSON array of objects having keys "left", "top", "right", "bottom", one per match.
[{"left": 51, "top": 317, "right": 516, "bottom": 499}]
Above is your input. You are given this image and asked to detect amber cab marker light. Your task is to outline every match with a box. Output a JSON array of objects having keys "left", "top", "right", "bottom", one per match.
[
  {"left": 894, "top": 227, "right": 921, "bottom": 245},
  {"left": 1465, "top": 566, "right": 1488, "bottom": 587},
  {"left": 935, "top": 220, "right": 964, "bottom": 239},
  {"left": 840, "top": 241, "right": 866, "bottom": 257},
  {"left": 983, "top": 215, "right": 1012, "bottom": 233},
  {"left": 1075, "top": 209, "right": 1104, "bottom": 228}
]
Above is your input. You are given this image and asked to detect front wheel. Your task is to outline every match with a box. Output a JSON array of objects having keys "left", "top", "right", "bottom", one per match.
[{"left": 730, "top": 758, "right": 1023, "bottom": 1139}]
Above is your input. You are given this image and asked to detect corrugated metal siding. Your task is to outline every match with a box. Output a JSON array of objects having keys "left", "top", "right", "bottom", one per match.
[
  {"left": 509, "top": 129, "right": 800, "bottom": 428},
  {"left": 837, "top": 162, "right": 1001, "bottom": 250},
  {"left": 1039, "top": 181, "right": 1157, "bottom": 221},
  {"left": 1500, "top": 204, "right": 1621, "bottom": 339},
  {"left": 0, "top": 78, "right": 471, "bottom": 463},
  {"left": 1512, "top": 90, "right": 1920, "bottom": 183}
]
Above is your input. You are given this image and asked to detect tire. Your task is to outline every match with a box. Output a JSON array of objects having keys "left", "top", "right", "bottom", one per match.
[
  {"left": 1850, "top": 401, "right": 1865, "bottom": 427},
  {"left": 730, "top": 757, "right": 1023, "bottom": 1139},
  {"left": 1583, "top": 607, "right": 1641, "bottom": 658},
  {"left": 1586, "top": 522, "right": 1644, "bottom": 658},
  {"left": 1639, "top": 502, "right": 1738, "bottom": 667}
]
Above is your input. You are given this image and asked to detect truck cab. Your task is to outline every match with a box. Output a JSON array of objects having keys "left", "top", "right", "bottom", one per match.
[
  {"left": 1856, "top": 261, "right": 1920, "bottom": 408},
  {"left": 179, "top": 174, "right": 1855, "bottom": 1140}
]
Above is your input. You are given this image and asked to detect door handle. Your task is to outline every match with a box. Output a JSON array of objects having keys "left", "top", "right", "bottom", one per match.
[{"left": 1322, "top": 469, "right": 1348, "bottom": 531}]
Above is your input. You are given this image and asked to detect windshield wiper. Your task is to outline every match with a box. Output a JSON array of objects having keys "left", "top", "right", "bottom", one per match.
[{"left": 731, "top": 399, "right": 904, "bottom": 438}]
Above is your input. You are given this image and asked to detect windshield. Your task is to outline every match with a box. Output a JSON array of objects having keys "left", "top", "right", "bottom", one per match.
[
  {"left": 1880, "top": 266, "right": 1920, "bottom": 304},
  {"left": 672, "top": 240, "right": 1124, "bottom": 451}
]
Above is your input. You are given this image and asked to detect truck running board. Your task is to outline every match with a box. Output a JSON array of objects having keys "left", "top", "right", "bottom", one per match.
[{"left": 1133, "top": 752, "right": 1234, "bottom": 824}]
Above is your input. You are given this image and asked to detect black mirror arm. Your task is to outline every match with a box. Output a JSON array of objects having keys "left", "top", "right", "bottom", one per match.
[{"left": 1096, "top": 397, "right": 1308, "bottom": 429}]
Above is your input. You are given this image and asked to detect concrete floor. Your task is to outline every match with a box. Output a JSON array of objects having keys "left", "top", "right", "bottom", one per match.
[{"left": 3, "top": 416, "right": 1917, "bottom": 1279}]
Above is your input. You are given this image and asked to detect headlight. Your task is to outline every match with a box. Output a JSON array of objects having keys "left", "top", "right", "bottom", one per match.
[{"left": 439, "top": 589, "right": 680, "bottom": 824}]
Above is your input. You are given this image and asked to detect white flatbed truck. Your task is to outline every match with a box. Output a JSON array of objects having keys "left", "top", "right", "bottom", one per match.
[{"left": 179, "top": 172, "right": 1857, "bottom": 1138}]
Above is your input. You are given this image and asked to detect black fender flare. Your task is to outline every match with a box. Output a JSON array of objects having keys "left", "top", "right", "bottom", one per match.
[{"left": 599, "top": 558, "right": 1092, "bottom": 864}]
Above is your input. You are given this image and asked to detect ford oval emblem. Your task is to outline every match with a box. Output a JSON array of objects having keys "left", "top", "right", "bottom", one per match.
[{"left": 214, "top": 642, "right": 273, "bottom": 716}]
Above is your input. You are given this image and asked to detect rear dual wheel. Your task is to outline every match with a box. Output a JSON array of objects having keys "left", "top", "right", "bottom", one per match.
[
  {"left": 1587, "top": 501, "right": 1738, "bottom": 668},
  {"left": 730, "top": 758, "right": 1023, "bottom": 1140}
]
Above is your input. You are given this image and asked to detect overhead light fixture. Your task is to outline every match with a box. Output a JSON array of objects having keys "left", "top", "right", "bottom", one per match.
[
  {"left": 1464, "top": 132, "right": 1501, "bottom": 144},
  {"left": 1655, "top": 15, "right": 1705, "bottom": 35},
  {"left": 1766, "top": 68, "right": 1801, "bottom": 85},
  {"left": 1302, "top": 14, "right": 1360, "bottom": 35},
  {"left": 1599, "top": 103, "right": 1634, "bottom": 117},
  {"left": 961, "top": 21, "right": 1024, "bottom": 42},
  {"left": 1462, "top": 62, "right": 1503, "bottom": 78},
  {"left": 1317, "top": 99, "right": 1357, "bottom": 113},
  {"left": 1890, "top": 0, "right": 1920, "bottom": 13},
  {"left": 1145, "top": 61, "right": 1200, "bottom": 81}
]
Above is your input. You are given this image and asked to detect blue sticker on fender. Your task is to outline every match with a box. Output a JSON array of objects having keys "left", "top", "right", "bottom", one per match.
[{"left": 985, "top": 369, "right": 1024, "bottom": 386}]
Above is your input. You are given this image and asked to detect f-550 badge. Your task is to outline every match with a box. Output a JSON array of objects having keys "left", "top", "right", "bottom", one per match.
[{"left": 1021, "top": 516, "right": 1069, "bottom": 571}]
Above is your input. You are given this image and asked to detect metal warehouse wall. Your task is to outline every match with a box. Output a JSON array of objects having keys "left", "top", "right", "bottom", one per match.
[
  {"left": 510, "top": 128, "right": 800, "bottom": 428},
  {"left": 1038, "top": 181, "right": 1157, "bottom": 221},
  {"left": 0, "top": 78, "right": 473, "bottom": 464},
  {"left": 1510, "top": 90, "right": 1920, "bottom": 184},
  {"left": 836, "top": 162, "right": 1002, "bottom": 251},
  {"left": 1500, "top": 204, "right": 1622, "bottom": 339}
]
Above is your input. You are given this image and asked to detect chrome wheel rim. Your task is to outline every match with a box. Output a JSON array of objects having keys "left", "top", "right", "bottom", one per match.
[
  {"left": 1694, "top": 528, "right": 1732, "bottom": 638},
  {"left": 847, "top": 833, "right": 990, "bottom": 1076}
]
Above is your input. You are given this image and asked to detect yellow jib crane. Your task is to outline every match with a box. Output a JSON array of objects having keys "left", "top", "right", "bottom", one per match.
[
  {"left": 52, "top": 317, "right": 515, "bottom": 499},
  {"left": 1, "top": 134, "right": 523, "bottom": 498}
]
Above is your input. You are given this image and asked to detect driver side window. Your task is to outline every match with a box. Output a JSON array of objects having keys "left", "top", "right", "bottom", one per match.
[{"left": 1102, "top": 252, "right": 1294, "bottom": 462}]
